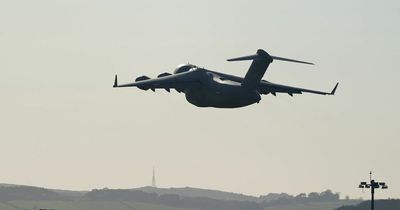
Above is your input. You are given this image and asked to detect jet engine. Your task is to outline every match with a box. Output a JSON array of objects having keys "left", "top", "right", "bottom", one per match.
[
  {"left": 135, "top": 75, "right": 150, "bottom": 90},
  {"left": 157, "top": 72, "right": 172, "bottom": 92},
  {"left": 157, "top": 72, "right": 172, "bottom": 78}
]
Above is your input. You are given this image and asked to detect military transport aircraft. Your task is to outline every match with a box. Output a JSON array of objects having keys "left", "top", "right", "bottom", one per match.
[{"left": 113, "top": 49, "right": 338, "bottom": 108}]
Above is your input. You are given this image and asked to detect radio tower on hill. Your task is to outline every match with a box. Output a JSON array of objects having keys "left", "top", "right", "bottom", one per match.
[{"left": 152, "top": 167, "right": 156, "bottom": 187}]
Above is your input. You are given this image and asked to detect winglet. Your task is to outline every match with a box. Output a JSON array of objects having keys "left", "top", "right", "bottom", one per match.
[
  {"left": 330, "top": 82, "right": 339, "bottom": 95},
  {"left": 113, "top": 75, "right": 118, "bottom": 88}
]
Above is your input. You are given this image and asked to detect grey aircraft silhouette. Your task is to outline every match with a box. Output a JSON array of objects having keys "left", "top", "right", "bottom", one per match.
[{"left": 113, "top": 49, "right": 338, "bottom": 108}]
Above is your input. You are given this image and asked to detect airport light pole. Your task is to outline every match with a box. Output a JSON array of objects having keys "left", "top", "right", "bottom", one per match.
[{"left": 358, "top": 171, "right": 388, "bottom": 210}]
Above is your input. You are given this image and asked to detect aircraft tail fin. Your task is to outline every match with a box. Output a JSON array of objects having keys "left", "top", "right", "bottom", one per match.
[
  {"left": 227, "top": 49, "right": 272, "bottom": 90},
  {"left": 227, "top": 49, "right": 314, "bottom": 89}
]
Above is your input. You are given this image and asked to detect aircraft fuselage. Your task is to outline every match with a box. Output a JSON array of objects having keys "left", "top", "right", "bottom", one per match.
[{"left": 184, "top": 70, "right": 261, "bottom": 108}]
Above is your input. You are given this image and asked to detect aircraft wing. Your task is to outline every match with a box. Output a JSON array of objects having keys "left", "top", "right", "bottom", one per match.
[
  {"left": 258, "top": 81, "right": 339, "bottom": 96},
  {"left": 112, "top": 70, "right": 201, "bottom": 92}
]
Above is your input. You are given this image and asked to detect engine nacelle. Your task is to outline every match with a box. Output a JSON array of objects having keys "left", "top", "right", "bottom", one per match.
[
  {"left": 135, "top": 75, "right": 150, "bottom": 82},
  {"left": 135, "top": 75, "right": 150, "bottom": 90},
  {"left": 157, "top": 72, "right": 172, "bottom": 78},
  {"left": 173, "top": 64, "right": 196, "bottom": 74}
]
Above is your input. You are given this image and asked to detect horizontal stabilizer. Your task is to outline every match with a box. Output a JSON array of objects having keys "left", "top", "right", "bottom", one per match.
[
  {"left": 227, "top": 49, "right": 314, "bottom": 65},
  {"left": 227, "top": 49, "right": 271, "bottom": 62},
  {"left": 227, "top": 54, "right": 260, "bottom": 61},
  {"left": 271, "top": 56, "right": 314, "bottom": 65}
]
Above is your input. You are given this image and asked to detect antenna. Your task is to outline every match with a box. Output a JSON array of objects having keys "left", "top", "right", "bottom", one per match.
[
  {"left": 152, "top": 167, "right": 156, "bottom": 188},
  {"left": 370, "top": 171, "right": 372, "bottom": 182}
]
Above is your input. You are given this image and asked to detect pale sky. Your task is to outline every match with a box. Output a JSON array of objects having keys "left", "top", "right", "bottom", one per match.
[{"left": 0, "top": 0, "right": 399, "bottom": 200}]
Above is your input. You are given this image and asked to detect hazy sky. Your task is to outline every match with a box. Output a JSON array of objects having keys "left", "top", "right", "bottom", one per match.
[{"left": 0, "top": 0, "right": 399, "bottom": 199}]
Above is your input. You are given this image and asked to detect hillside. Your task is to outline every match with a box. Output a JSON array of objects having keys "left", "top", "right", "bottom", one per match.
[
  {"left": 265, "top": 201, "right": 361, "bottom": 210},
  {"left": 137, "top": 186, "right": 259, "bottom": 202},
  {"left": 0, "top": 183, "right": 86, "bottom": 199},
  {"left": 335, "top": 199, "right": 400, "bottom": 210},
  {"left": 0, "top": 184, "right": 365, "bottom": 210}
]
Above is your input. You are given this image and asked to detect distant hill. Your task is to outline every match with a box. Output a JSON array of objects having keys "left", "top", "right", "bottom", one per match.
[
  {"left": 0, "top": 184, "right": 256, "bottom": 202},
  {"left": 137, "top": 186, "right": 259, "bottom": 202},
  {"left": 135, "top": 187, "right": 348, "bottom": 205},
  {"left": 335, "top": 199, "right": 400, "bottom": 210},
  {"left": 0, "top": 183, "right": 367, "bottom": 210},
  {"left": 83, "top": 188, "right": 262, "bottom": 210},
  {"left": 0, "top": 183, "right": 86, "bottom": 199},
  {"left": 51, "top": 189, "right": 86, "bottom": 198},
  {"left": 0, "top": 185, "right": 60, "bottom": 201},
  {"left": 0, "top": 183, "right": 19, "bottom": 187}
]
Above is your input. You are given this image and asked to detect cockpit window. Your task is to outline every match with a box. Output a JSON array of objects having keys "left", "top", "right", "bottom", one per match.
[{"left": 173, "top": 64, "right": 196, "bottom": 74}]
